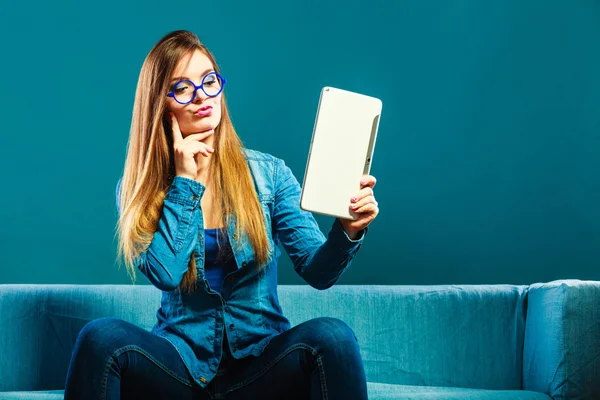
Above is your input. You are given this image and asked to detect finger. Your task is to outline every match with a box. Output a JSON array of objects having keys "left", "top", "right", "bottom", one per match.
[
  {"left": 193, "top": 148, "right": 212, "bottom": 158},
  {"left": 183, "top": 129, "right": 215, "bottom": 142},
  {"left": 170, "top": 113, "right": 184, "bottom": 144},
  {"left": 351, "top": 187, "right": 374, "bottom": 202},
  {"left": 353, "top": 202, "right": 379, "bottom": 216},
  {"left": 350, "top": 195, "right": 377, "bottom": 211},
  {"left": 188, "top": 142, "right": 215, "bottom": 157},
  {"left": 175, "top": 140, "right": 213, "bottom": 154},
  {"left": 194, "top": 149, "right": 212, "bottom": 158},
  {"left": 360, "top": 175, "right": 377, "bottom": 189}
]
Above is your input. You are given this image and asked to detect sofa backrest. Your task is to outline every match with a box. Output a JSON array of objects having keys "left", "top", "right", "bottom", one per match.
[
  {"left": 0, "top": 284, "right": 160, "bottom": 391},
  {"left": 0, "top": 283, "right": 528, "bottom": 391},
  {"left": 280, "top": 284, "right": 528, "bottom": 390}
]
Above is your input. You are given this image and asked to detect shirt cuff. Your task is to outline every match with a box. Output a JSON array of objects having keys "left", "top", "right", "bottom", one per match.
[
  {"left": 165, "top": 176, "right": 205, "bottom": 207},
  {"left": 328, "top": 218, "right": 368, "bottom": 253}
]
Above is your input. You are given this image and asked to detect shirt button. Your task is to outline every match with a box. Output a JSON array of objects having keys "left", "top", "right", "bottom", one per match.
[
  {"left": 232, "top": 233, "right": 239, "bottom": 240},
  {"left": 230, "top": 324, "right": 234, "bottom": 329},
  {"left": 242, "top": 261, "right": 247, "bottom": 267},
  {"left": 200, "top": 377, "right": 207, "bottom": 383},
  {"left": 191, "top": 195, "right": 197, "bottom": 201}
]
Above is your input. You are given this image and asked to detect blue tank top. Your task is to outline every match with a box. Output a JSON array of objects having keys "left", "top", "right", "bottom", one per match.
[{"left": 204, "top": 228, "right": 237, "bottom": 294}]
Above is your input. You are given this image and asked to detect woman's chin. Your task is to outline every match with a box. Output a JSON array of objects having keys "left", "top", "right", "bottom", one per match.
[
  {"left": 193, "top": 117, "right": 220, "bottom": 132},
  {"left": 183, "top": 122, "right": 214, "bottom": 133}
]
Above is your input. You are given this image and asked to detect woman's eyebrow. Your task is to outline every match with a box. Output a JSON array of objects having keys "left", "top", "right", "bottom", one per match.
[{"left": 170, "top": 68, "right": 215, "bottom": 82}]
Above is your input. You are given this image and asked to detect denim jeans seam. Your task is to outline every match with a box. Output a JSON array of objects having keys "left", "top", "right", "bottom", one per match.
[
  {"left": 223, "top": 342, "right": 317, "bottom": 396},
  {"left": 100, "top": 355, "right": 113, "bottom": 400},
  {"left": 316, "top": 354, "right": 328, "bottom": 400},
  {"left": 100, "top": 344, "right": 194, "bottom": 395}
]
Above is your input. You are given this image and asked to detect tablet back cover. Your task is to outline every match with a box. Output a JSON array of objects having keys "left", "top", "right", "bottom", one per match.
[{"left": 300, "top": 87, "right": 382, "bottom": 220}]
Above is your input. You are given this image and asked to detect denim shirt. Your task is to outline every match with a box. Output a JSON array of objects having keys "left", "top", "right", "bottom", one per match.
[{"left": 115, "top": 149, "right": 366, "bottom": 388}]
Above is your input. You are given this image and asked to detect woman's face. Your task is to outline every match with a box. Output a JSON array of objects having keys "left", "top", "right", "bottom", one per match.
[{"left": 166, "top": 49, "right": 223, "bottom": 137}]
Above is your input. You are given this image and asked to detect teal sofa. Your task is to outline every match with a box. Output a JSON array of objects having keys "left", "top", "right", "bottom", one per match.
[{"left": 1, "top": 280, "right": 599, "bottom": 399}]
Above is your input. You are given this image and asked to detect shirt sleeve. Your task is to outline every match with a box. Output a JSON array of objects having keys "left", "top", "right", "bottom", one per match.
[
  {"left": 116, "top": 176, "right": 205, "bottom": 291},
  {"left": 272, "top": 158, "right": 367, "bottom": 290}
]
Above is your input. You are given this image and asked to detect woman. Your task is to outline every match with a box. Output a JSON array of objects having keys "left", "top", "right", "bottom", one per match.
[{"left": 64, "top": 30, "right": 379, "bottom": 399}]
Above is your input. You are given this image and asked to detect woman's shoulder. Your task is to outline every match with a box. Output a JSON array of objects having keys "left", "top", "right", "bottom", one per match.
[
  {"left": 243, "top": 148, "right": 290, "bottom": 173},
  {"left": 243, "top": 148, "right": 294, "bottom": 192},
  {"left": 243, "top": 148, "right": 281, "bottom": 164}
]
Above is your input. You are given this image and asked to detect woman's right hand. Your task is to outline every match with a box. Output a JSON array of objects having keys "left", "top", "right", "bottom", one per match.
[{"left": 170, "top": 112, "right": 214, "bottom": 180}]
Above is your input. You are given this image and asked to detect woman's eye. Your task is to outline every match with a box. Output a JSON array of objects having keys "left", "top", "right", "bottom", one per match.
[{"left": 174, "top": 84, "right": 190, "bottom": 93}]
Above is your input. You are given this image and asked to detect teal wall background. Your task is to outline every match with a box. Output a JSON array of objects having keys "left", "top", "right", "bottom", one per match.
[{"left": 1, "top": 0, "right": 599, "bottom": 286}]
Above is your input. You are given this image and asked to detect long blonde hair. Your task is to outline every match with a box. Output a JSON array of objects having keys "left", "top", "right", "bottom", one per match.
[{"left": 115, "top": 30, "right": 271, "bottom": 292}]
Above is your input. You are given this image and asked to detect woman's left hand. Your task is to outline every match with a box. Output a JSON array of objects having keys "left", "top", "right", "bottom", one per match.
[{"left": 338, "top": 175, "right": 379, "bottom": 240}]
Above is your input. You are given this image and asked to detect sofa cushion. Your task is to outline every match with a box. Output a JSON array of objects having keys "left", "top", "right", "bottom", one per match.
[
  {"left": 0, "top": 391, "right": 64, "bottom": 400},
  {"left": 367, "top": 383, "right": 551, "bottom": 399},
  {"left": 0, "top": 385, "right": 552, "bottom": 400}
]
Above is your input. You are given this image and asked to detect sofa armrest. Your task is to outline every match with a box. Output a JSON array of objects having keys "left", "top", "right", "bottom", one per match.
[{"left": 523, "top": 279, "right": 600, "bottom": 399}]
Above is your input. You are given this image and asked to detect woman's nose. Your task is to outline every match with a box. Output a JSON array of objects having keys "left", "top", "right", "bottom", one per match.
[{"left": 193, "top": 87, "right": 209, "bottom": 103}]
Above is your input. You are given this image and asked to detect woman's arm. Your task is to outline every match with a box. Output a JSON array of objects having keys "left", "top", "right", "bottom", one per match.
[
  {"left": 116, "top": 176, "right": 204, "bottom": 291},
  {"left": 272, "top": 158, "right": 366, "bottom": 290}
]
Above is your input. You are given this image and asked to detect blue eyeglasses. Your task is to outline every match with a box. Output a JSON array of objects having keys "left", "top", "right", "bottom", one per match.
[{"left": 167, "top": 71, "right": 227, "bottom": 104}]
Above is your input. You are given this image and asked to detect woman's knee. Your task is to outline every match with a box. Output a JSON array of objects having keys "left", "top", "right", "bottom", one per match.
[
  {"left": 73, "top": 317, "right": 134, "bottom": 359},
  {"left": 304, "top": 317, "right": 359, "bottom": 353}
]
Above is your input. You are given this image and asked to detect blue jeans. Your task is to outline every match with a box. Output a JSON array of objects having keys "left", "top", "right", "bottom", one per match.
[{"left": 64, "top": 316, "right": 368, "bottom": 399}]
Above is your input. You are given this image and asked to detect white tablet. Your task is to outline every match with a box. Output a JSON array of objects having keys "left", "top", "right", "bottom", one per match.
[{"left": 300, "top": 86, "right": 382, "bottom": 220}]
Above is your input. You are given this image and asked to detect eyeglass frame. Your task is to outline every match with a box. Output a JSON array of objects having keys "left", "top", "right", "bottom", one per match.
[{"left": 166, "top": 71, "right": 227, "bottom": 104}]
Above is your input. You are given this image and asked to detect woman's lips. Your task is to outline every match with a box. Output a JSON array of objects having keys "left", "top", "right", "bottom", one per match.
[{"left": 195, "top": 106, "right": 213, "bottom": 117}]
